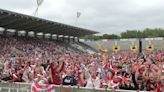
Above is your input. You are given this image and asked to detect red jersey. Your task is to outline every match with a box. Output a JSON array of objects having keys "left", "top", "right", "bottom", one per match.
[{"left": 50, "top": 62, "right": 64, "bottom": 85}]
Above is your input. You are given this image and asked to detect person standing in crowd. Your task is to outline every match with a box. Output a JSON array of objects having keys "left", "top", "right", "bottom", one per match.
[
  {"left": 50, "top": 57, "right": 64, "bottom": 85},
  {"left": 62, "top": 66, "right": 77, "bottom": 86},
  {"left": 85, "top": 65, "right": 101, "bottom": 88},
  {"left": 0, "top": 35, "right": 164, "bottom": 92},
  {"left": 77, "top": 70, "right": 87, "bottom": 87}
]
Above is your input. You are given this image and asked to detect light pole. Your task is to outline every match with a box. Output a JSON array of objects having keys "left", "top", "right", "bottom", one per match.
[{"left": 137, "top": 31, "right": 142, "bottom": 53}]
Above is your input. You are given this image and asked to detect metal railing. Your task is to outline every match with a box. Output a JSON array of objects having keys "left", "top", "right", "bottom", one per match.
[
  {"left": 0, "top": 82, "right": 31, "bottom": 92},
  {"left": 0, "top": 82, "right": 147, "bottom": 92}
]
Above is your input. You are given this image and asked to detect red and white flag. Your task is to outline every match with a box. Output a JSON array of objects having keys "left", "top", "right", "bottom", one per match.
[{"left": 31, "top": 84, "right": 55, "bottom": 92}]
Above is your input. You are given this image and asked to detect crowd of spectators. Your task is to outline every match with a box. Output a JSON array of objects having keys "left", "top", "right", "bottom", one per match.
[{"left": 0, "top": 35, "right": 163, "bottom": 92}]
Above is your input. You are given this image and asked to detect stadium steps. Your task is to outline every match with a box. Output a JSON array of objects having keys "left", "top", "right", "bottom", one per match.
[
  {"left": 66, "top": 43, "right": 84, "bottom": 54},
  {"left": 11, "top": 47, "right": 25, "bottom": 56},
  {"left": 77, "top": 42, "right": 99, "bottom": 53}
]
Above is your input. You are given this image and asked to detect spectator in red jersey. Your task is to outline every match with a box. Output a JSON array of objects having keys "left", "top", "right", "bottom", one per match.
[
  {"left": 50, "top": 58, "right": 64, "bottom": 85},
  {"left": 154, "top": 75, "right": 164, "bottom": 92},
  {"left": 0, "top": 35, "right": 164, "bottom": 91}
]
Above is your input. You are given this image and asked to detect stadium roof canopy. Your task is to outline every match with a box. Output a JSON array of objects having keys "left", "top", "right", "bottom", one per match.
[{"left": 0, "top": 9, "right": 98, "bottom": 37}]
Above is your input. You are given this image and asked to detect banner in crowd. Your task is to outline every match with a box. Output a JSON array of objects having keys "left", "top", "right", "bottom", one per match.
[
  {"left": 31, "top": 84, "right": 56, "bottom": 92},
  {"left": 31, "top": 84, "right": 147, "bottom": 92}
]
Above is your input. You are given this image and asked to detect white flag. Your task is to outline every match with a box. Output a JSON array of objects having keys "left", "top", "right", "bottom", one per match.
[{"left": 77, "top": 12, "right": 81, "bottom": 18}]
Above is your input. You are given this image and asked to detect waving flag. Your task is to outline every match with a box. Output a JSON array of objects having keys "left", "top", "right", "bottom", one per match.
[{"left": 31, "top": 84, "right": 55, "bottom": 92}]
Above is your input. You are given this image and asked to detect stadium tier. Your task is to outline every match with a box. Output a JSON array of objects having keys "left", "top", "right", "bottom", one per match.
[
  {"left": 84, "top": 38, "right": 164, "bottom": 51},
  {"left": 0, "top": 9, "right": 164, "bottom": 92}
]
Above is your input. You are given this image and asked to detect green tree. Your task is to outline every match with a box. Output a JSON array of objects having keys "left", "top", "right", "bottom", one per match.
[{"left": 81, "top": 28, "right": 164, "bottom": 40}]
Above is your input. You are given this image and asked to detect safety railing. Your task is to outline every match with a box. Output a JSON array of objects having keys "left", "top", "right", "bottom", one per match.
[
  {"left": 0, "top": 82, "right": 147, "bottom": 92},
  {"left": 0, "top": 82, "right": 31, "bottom": 92}
]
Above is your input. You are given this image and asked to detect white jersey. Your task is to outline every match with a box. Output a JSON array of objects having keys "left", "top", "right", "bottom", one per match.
[{"left": 86, "top": 75, "right": 100, "bottom": 88}]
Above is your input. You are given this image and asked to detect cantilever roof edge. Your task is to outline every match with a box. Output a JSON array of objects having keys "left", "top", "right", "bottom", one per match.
[{"left": 0, "top": 9, "right": 98, "bottom": 37}]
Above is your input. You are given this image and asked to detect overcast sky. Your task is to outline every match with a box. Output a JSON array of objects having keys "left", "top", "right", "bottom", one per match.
[{"left": 0, "top": 0, "right": 164, "bottom": 35}]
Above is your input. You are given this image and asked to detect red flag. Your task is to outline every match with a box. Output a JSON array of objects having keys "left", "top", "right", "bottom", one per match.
[
  {"left": 31, "top": 84, "right": 55, "bottom": 92},
  {"left": 103, "top": 63, "right": 109, "bottom": 70}
]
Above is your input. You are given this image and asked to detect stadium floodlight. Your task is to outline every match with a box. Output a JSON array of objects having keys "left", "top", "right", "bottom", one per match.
[
  {"left": 75, "top": 12, "right": 82, "bottom": 25},
  {"left": 33, "top": 0, "right": 44, "bottom": 16}
]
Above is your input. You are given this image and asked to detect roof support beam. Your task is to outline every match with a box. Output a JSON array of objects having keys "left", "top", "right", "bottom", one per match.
[
  {"left": 15, "top": 30, "right": 18, "bottom": 36},
  {"left": 66, "top": 28, "right": 81, "bottom": 37},
  {"left": 5, "top": 19, "right": 36, "bottom": 29},
  {"left": 45, "top": 25, "right": 63, "bottom": 33},
  {"left": 0, "top": 9, "right": 97, "bottom": 37},
  {"left": 58, "top": 27, "right": 72, "bottom": 35},
  {"left": 33, "top": 24, "right": 54, "bottom": 31},
  {"left": 22, "top": 22, "right": 45, "bottom": 30},
  {"left": 3, "top": 28, "right": 7, "bottom": 36},
  {"left": 0, "top": 14, "right": 10, "bottom": 20},
  {"left": 0, "top": 18, "right": 24, "bottom": 27}
]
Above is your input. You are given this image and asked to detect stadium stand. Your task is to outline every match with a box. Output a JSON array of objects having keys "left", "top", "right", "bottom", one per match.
[
  {"left": 0, "top": 9, "right": 164, "bottom": 92},
  {"left": 83, "top": 38, "right": 164, "bottom": 51}
]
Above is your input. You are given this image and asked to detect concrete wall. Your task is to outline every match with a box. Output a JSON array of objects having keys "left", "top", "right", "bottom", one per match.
[{"left": 83, "top": 38, "right": 164, "bottom": 51}]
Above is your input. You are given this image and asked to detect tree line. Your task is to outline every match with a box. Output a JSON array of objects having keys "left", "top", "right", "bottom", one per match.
[{"left": 82, "top": 28, "right": 164, "bottom": 40}]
